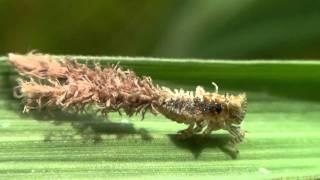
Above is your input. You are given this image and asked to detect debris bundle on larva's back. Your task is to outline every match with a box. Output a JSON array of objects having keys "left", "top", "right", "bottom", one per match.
[{"left": 8, "top": 53, "right": 247, "bottom": 145}]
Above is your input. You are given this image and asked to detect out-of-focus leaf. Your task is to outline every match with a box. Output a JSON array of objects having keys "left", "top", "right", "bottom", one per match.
[{"left": 156, "top": 0, "right": 320, "bottom": 59}]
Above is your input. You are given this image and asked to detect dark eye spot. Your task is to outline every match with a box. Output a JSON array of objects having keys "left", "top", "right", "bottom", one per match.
[
  {"left": 215, "top": 104, "right": 222, "bottom": 114},
  {"left": 207, "top": 103, "right": 222, "bottom": 114},
  {"left": 207, "top": 104, "right": 214, "bottom": 111}
]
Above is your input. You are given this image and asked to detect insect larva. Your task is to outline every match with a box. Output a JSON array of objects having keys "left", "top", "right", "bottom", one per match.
[{"left": 8, "top": 53, "right": 247, "bottom": 144}]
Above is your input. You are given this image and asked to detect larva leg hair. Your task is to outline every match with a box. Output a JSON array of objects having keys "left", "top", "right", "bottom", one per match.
[
  {"left": 224, "top": 125, "right": 245, "bottom": 144},
  {"left": 8, "top": 53, "right": 247, "bottom": 148}
]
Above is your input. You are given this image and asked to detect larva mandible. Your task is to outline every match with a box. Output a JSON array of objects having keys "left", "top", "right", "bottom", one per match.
[{"left": 8, "top": 53, "right": 247, "bottom": 144}]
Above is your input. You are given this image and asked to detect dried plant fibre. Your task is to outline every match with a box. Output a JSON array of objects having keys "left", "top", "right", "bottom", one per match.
[{"left": 8, "top": 53, "right": 247, "bottom": 144}]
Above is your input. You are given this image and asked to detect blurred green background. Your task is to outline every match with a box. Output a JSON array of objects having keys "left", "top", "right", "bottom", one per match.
[{"left": 1, "top": 0, "right": 320, "bottom": 59}]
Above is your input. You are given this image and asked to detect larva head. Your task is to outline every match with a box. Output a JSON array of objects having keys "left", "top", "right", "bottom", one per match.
[
  {"left": 201, "top": 93, "right": 247, "bottom": 125},
  {"left": 225, "top": 93, "right": 247, "bottom": 125}
]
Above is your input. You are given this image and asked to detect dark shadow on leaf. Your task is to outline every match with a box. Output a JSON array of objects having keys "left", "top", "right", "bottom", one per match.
[
  {"left": 168, "top": 134, "right": 239, "bottom": 159},
  {"left": 19, "top": 108, "right": 153, "bottom": 143},
  {"left": 30, "top": 110, "right": 153, "bottom": 143}
]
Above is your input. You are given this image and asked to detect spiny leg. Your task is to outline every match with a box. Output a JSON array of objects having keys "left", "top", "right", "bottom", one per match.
[
  {"left": 202, "top": 121, "right": 223, "bottom": 137},
  {"left": 224, "top": 124, "right": 245, "bottom": 145},
  {"left": 202, "top": 124, "right": 215, "bottom": 136},
  {"left": 192, "top": 120, "right": 206, "bottom": 133},
  {"left": 177, "top": 121, "right": 195, "bottom": 139}
]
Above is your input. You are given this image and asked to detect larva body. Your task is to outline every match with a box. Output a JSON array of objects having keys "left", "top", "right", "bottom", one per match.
[
  {"left": 155, "top": 87, "right": 247, "bottom": 142},
  {"left": 8, "top": 53, "right": 247, "bottom": 144}
]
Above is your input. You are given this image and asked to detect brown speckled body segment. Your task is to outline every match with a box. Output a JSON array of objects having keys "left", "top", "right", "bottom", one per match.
[
  {"left": 8, "top": 53, "right": 247, "bottom": 144},
  {"left": 156, "top": 87, "right": 247, "bottom": 143}
]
